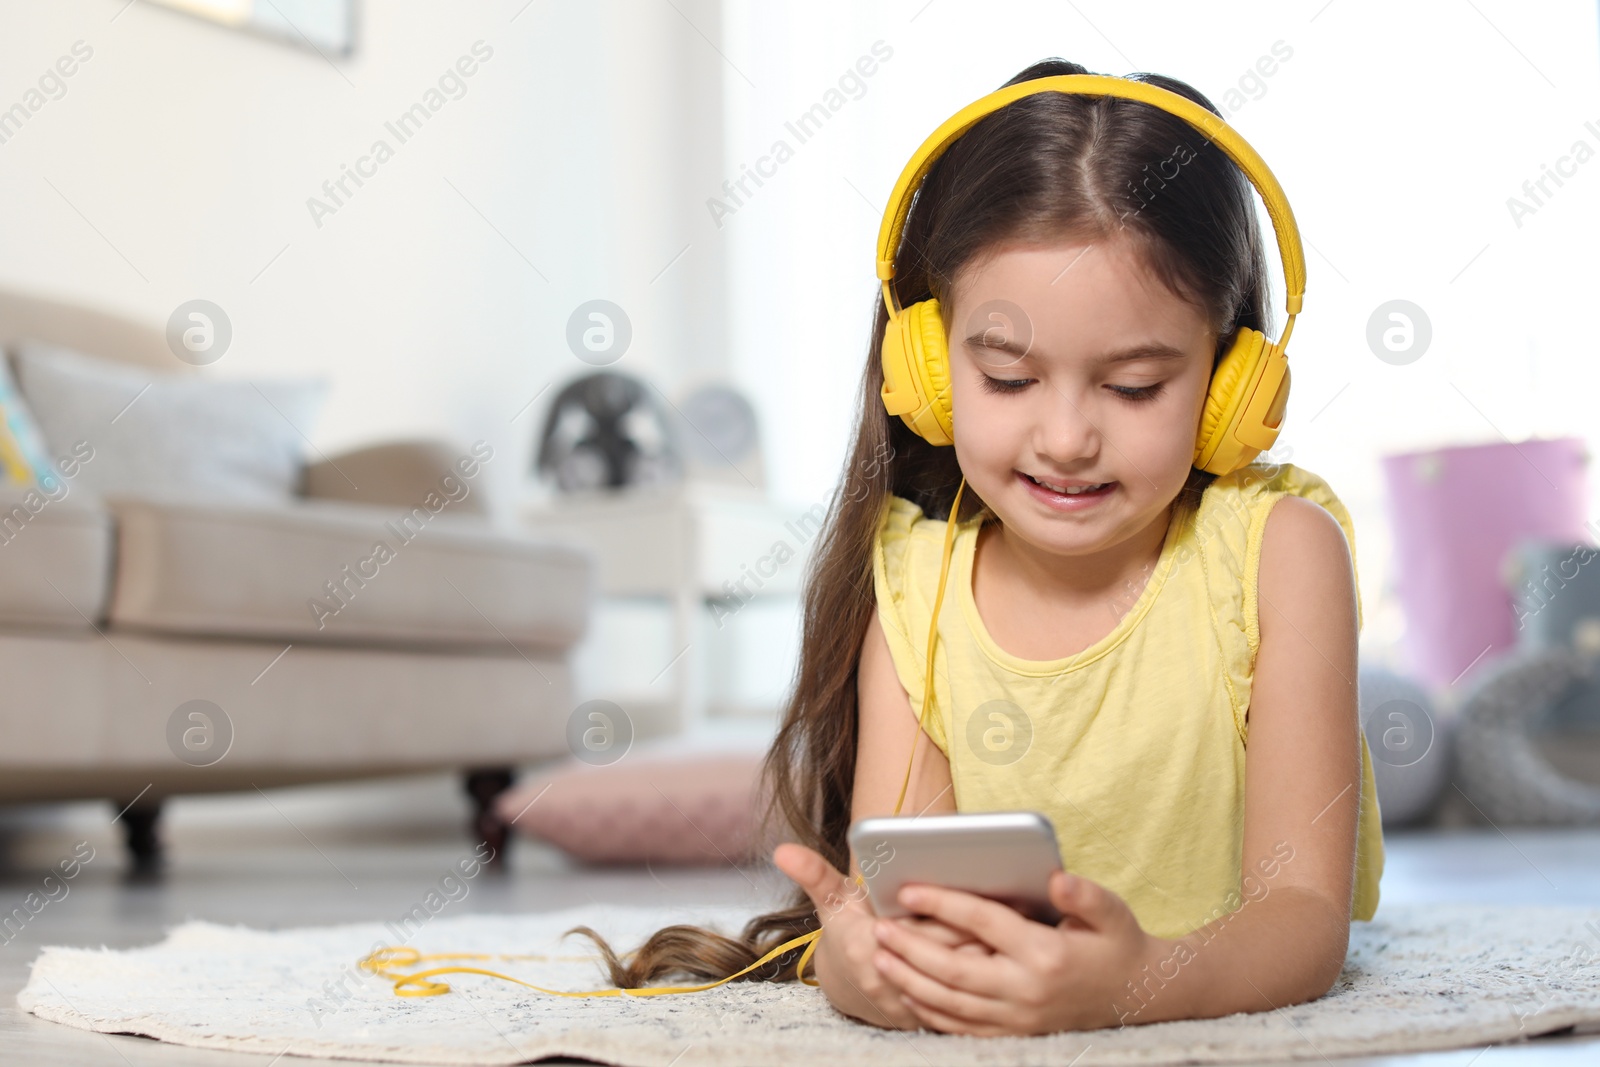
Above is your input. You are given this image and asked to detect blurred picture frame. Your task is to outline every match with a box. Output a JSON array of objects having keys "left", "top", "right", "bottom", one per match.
[{"left": 148, "top": 0, "right": 357, "bottom": 57}]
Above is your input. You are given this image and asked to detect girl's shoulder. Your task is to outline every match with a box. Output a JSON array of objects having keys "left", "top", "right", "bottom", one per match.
[
  {"left": 873, "top": 492, "right": 984, "bottom": 614},
  {"left": 876, "top": 487, "right": 987, "bottom": 545},
  {"left": 1196, "top": 460, "right": 1357, "bottom": 558},
  {"left": 875, "top": 493, "right": 944, "bottom": 591},
  {"left": 1193, "top": 459, "right": 1363, "bottom": 641}
]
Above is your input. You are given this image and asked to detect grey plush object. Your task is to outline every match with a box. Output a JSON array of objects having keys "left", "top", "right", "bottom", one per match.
[
  {"left": 1358, "top": 667, "right": 1453, "bottom": 826},
  {"left": 1454, "top": 645, "right": 1600, "bottom": 825}
]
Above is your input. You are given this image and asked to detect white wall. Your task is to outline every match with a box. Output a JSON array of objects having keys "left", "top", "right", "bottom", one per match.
[
  {"left": 718, "top": 0, "right": 1600, "bottom": 667},
  {"left": 6, "top": 0, "right": 1600, "bottom": 686},
  {"left": 0, "top": 0, "right": 728, "bottom": 511}
]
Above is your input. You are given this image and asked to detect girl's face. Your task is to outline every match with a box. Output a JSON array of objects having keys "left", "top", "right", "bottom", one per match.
[{"left": 945, "top": 234, "right": 1217, "bottom": 565}]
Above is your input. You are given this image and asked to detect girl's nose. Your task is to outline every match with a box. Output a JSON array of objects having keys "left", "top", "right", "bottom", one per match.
[{"left": 1032, "top": 382, "right": 1101, "bottom": 465}]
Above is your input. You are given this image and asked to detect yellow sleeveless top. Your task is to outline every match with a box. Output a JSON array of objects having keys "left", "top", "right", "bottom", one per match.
[{"left": 871, "top": 462, "right": 1383, "bottom": 939}]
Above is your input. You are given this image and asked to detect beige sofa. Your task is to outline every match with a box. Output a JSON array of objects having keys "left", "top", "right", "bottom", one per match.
[{"left": 0, "top": 288, "right": 595, "bottom": 868}]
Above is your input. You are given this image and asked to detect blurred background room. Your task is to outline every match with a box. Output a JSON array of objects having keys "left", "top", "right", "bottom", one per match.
[{"left": 1, "top": 0, "right": 1599, "bottom": 1062}]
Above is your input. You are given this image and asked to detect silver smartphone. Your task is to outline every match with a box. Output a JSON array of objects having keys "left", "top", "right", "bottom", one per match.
[{"left": 846, "top": 810, "right": 1065, "bottom": 924}]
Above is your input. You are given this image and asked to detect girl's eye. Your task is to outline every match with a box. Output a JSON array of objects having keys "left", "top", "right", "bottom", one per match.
[
  {"left": 978, "top": 374, "right": 1031, "bottom": 394},
  {"left": 978, "top": 376, "right": 1166, "bottom": 402},
  {"left": 1109, "top": 383, "right": 1164, "bottom": 403}
]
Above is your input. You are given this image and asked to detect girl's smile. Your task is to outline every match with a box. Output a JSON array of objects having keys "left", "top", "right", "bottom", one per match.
[{"left": 1016, "top": 471, "right": 1118, "bottom": 510}]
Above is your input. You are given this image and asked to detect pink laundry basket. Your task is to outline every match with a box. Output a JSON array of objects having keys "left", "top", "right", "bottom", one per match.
[{"left": 1380, "top": 437, "right": 1592, "bottom": 694}]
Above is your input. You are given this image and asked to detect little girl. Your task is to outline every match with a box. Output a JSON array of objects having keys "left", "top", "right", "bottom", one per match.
[{"left": 570, "top": 56, "right": 1384, "bottom": 1036}]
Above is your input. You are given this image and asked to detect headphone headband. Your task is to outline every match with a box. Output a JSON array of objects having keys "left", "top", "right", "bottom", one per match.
[{"left": 874, "top": 74, "right": 1305, "bottom": 323}]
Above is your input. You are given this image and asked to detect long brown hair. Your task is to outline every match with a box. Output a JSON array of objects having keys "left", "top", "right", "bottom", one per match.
[{"left": 563, "top": 56, "right": 1273, "bottom": 988}]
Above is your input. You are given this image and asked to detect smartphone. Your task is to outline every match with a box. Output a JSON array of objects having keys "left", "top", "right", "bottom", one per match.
[{"left": 846, "top": 810, "right": 1065, "bottom": 924}]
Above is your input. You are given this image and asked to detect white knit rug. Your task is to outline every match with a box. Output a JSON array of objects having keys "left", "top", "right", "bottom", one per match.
[{"left": 18, "top": 903, "right": 1600, "bottom": 1066}]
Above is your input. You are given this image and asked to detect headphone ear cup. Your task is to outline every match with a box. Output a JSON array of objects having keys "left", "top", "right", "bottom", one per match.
[
  {"left": 907, "top": 299, "right": 955, "bottom": 446},
  {"left": 1195, "top": 326, "right": 1272, "bottom": 476},
  {"left": 879, "top": 298, "right": 955, "bottom": 447}
]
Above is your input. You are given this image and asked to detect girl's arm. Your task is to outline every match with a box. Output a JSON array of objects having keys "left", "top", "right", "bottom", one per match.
[
  {"left": 774, "top": 610, "right": 977, "bottom": 1030},
  {"left": 853, "top": 608, "right": 959, "bottom": 829},
  {"left": 1121, "top": 494, "right": 1361, "bottom": 1024}
]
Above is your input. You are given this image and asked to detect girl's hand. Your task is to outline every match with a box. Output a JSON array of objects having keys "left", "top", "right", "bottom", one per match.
[
  {"left": 870, "top": 869, "right": 1157, "bottom": 1035},
  {"left": 772, "top": 843, "right": 991, "bottom": 1030}
]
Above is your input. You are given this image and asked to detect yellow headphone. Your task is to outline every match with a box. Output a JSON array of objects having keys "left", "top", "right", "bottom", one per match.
[
  {"left": 878, "top": 73, "right": 1304, "bottom": 474},
  {"left": 361, "top": 73, "right": 1309, "bottom": 1004}
]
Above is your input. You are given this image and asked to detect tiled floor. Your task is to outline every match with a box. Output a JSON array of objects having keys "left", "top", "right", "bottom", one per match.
[{"left": 2, "top": 774, "right": 1598, "bottom": 1066}]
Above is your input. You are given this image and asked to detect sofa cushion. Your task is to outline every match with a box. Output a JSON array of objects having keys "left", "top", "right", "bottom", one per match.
[
  {"left": 0, "top": 486, "right": 112, "bottom": 629},
  {"left": 0, "top": 631, "right": 573, "bottom": 791},
  {"left": 0, "top": 354, "right": 58, "bottom": 490},
  {"left": 107, "top": 495, "right": 592, "bottom": 650},
  {"left": 13, "top": 341, "right": 327, "bottom": 505}
]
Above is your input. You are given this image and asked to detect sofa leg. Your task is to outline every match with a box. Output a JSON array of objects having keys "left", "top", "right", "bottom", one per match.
[
  {"left": 116, "top": 799, "right": 164, "bottom": 874},
  {"left": 464, "top": 768, "right": 515, "bottom": 871}
]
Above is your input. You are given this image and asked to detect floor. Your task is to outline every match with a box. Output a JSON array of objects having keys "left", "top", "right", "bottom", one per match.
[{"left": 2, "top": 773, "right": 1599, "bottom": 1066}]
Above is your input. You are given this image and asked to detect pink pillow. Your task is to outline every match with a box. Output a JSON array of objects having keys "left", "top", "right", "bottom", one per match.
[{"left": 495, "top": 748, "right": 771, "bottom": 866}]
